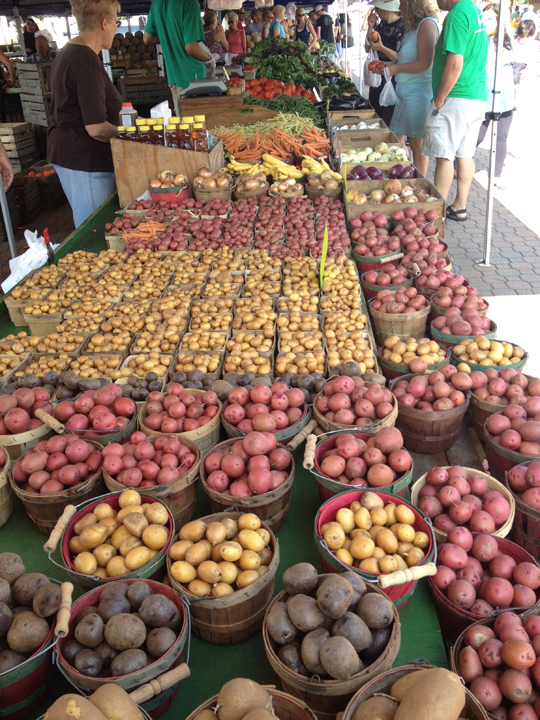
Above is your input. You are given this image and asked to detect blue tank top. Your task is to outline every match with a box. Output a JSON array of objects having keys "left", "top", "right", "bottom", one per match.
[
  {"left": 395, "top": 17, "right": 440, "bottom": 85},
  {"left": 269, "top": 19, "right": 285, "bottom": 38},
  {"left": 296, "top": 22, "right": 311, "bottom": 44}
]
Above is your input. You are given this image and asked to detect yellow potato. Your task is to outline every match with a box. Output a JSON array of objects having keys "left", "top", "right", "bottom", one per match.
[
  {"left": 110, "top": 525, "right": 131, "bottom": 549},
  {"left": 69, "top": 536, "right": 86, "bottom": 555},
  {"left": 354, "top": 507, "right": 372, "bottom": 530},
  {"left": 144, "top": 503, "right": 169, "bottom": 526},
  {"left": 100, "top": 517, "right": 118, "bottom": 538},
  {"left": 361, "top": 494, "right": 384, "bottom": 511},
  {"left": 238, "top": 529, "right": 265, "bottom": 552},
  {"left": 324, "top": 524, "right": 345, "bottom": 550},
  {"left": 376, "top": 528, "right": 399, "bottom": 555},
  {"left": 237, "top": 570, "right": 260, "bottom": 589},
  {"left": 393, "top": 554, "right": 408, "bottom": 571},
  {"left": 221, "top": 518, "right": 238, "bottom": 539},
  {"left": 197, "top": 560, "right": 222, "bottom": 584},
  {"left": 336, "top": 508, "right": 355, "bottom": 534},
  {"left": 179, "top": 519, "right": 207, "bottom": 543},
  {"left": 117, "top": 505, "right": 145, "bottom": 524},
  {"left": 93, "top": 567, "right": 107, "bottom": 579},
  {"left": 379, "top": 555, "right": 398, "bottom": 574},
  {"left": 398, "top": 542, "right": 414, "bottom": 558},
  {"left": 125, "top": 546, "right": 151, "bottom": 571},
  {"left": 238, "top": 513, "right": 261, "bottom": 531},
  {"left": 384, "top": 503, "right": 397, "bottom": 526},
  {"left": 188, "top": 579, "right": 212, "bottom": 597},
  {"left": 370, "top": 508, "right": 388, "bottom": 526},
  {"left": 258, "top": 566, "right": 269, "bottom": 577},
  {"left": 212, "top": 583, "right": 234, "bottom": 598},
  {"left": 119, "top": 535, "right": 143, "bottom": 557},
  {"left": 74, "top": 513, "right": 97, "bottom": 536},
  {"left": 169, "top": 540, "right": 193, "bottom": 561},
  {"left": 349, "top": 535, "right": 375, "bottom": 560},
  {"left": 406, "top": 547, "right": 425, "bottom": 567},
  {"left": 123, "top": 512, "right": 149, "bottom": 538},
  {"left": 349, "top": 501, "right": 362, "bottom": 512},
  {"left": 351, "top": 527, "right": 372, "bottom": 540},
  {"left": 93, "top": 544, "right": 116, "bottom": 568},
  {"left": 211, "top": 542, "right": 226, "bottom": 563},
  {"left": 413, "top": 531, "right": 430, "bottom": 549},
  {"left": 239, "top": 550, "right": 261, "bottom": 571},
  {"left": 106, "top": 555, "right": 128, "bottom": 577},
  {"left": 395, "top": 505, "right": 415, "bottom": 525},
  {"left": 369, "top": 525, "right": 384, "bottom": 540},
  {"left": 372, "top": 547, "right": 386, "bottom": 560},
  {"left": 118, "top": 489, "right": 141, "bottom": 508},
  {"left": 336, "top": 548, "right": 354, "bottom": 566},
  {"left": 94, "top": 503, "right": 116, "bottom": 521},
  {"left": 206, "top": 522, "right": 227, "bottom": 546},
  {"left": 74, "top": 551, "right": 97, "bottom": 575},
  {"left": 185, "top": 541, "right": 210, "bottom": 566},
  {"left": 220, "top": 541, "right": 243, "bottom": 563},
  {"left": 256, "top": 528, "right": 271, "bottom": 545},
  {"left": 142, "top": 524, "right": 169, "bottom": 550},
  {"left": 218, "top": 561, "right": 238, "bottom": 585},
  {"left": 79, "top": 524, "right": 108, "bottom": 550},
  {"left": 396, "top": 524, "right": 415, "bottom": 543},
  {"left": 359, "top": 558, "right": 379, "bottom": 573},
  {"left": 258, "top": 548, "right": 273, "bottom": 566},
  {"left": 170, "top": 560, "right": 197, "bottom": 584}
]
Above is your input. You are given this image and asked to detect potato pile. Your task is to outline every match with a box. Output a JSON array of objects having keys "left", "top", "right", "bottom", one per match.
[
  {"left": 45, "top": 685, "right": 144, "bottom": 720},
  {"left": 453, "top": 339, "right": 525, "bottom": 368},
  {"left": 320, "top": 495, "right": 429, "bottom": 574},
  {"left": 315, "top": 375, "right": 395, "bottom": 427},
  {"left": 62, "top": 580, "right": 181, "bottom": 677},
  {"left": 191, "top": 679, "right": 273, "bottom": 720},
  {"left": 471, "top": 368, "right": 540, "bottom": 406},
  {"left": 68, "top": 490, "right": 170, "bottom": 578},
  {"left": 169, "top": 513, "right": 274, "bottom": 598},
  {"left": 352, "top": 668, "right": 466, "bottom": 720},
  {"left": 381, "top": 336, "right": 447, "bottom": 372},
  {"left": 0, "top": 552, "right": 61, "bottom": 673},
  {"left": 266, "top": 563, "right": 394, "bottom": 679}
]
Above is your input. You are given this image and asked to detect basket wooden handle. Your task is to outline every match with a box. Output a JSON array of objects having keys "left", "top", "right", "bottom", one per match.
[
  {"left": 55, "top": 582, "right": 73, "bottom": 637},
  {"left": 44, "top": 504, "right": 77, "bottom": 553},
  {"left": 129, "top": 663, "right": 191, "bottom": 704},
  {"left": 380, "top": 252, "right": 404, "bottom": 264},
  {"left": 409, "top": 263, "right": 421, "bottom": 278},
  {"left": 35, "top": 408, "right": 66, "bottom": 435},
  {"left": 379, "top": 562, "right": 437, "bottom": 589},
  {"left": 287, "top": 419, "right": 318, "bottom": 452},
  {"left": 303, "top": 434, "right": 317, "bottom": 470}
]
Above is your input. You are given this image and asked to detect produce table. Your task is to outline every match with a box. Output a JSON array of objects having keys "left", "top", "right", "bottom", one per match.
[{"left": 0, "top": 195, "right": 447, "bottom": 719}]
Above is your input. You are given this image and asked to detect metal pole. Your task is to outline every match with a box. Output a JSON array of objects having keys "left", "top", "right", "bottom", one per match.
[
  {"left": 0, "top": 185, "right": 18, "bottom": 260},
  {"left": 65, "top": 16, "right": 71, "bottom": 39},
  {"left": 478, "top": 0, "right": 507, "bottom": 268},
  {"left": 127, "top": 17, "right": 132, "bottom": 32},
  {"left": 13, "top": 8, "right": 26, "bottom": 59},
  {"left": 102, "top": 49, "right": 113, "bottom": 81}
]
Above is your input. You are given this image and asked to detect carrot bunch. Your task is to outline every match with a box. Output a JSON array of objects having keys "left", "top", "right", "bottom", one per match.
[
  {"left": 216, "top": 126, "right": 329, "bottom": 163},
  {"left": 129, "top": 222, "right": 165, "bottom": 235}
]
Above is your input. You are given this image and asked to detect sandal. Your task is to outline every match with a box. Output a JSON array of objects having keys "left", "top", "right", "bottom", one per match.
[{"left": 446, "top": 205, "right": 468, "bottom": 222}]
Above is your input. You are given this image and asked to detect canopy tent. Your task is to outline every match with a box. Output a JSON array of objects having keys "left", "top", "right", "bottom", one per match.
[{"left": 0, "top": 0, "right": 152, "bottom": 16}]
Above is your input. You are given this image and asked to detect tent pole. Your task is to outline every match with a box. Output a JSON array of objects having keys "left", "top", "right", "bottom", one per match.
[
  {"left": 0, "top": 185, "right": 18, "bottom": 260},
  {"left": 102, "top": 49, "right": 113, "bottom": 81},
  {"left": 13, "top": 8, "right": 26, "bottom": 59},
  {"left": 65, "top": 16, "right": 71, "bottom": 39},
  {"left": 478, "top": 0, "right": 507, "bottom": 268}
]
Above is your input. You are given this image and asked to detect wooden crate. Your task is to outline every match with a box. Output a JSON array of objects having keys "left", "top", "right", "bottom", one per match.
[
  {"left": 111, "top": 137, "right": 225, "bottom": 208},
  {"left": 117, "top": 76, "right": 168, "bottom": 104},
  {"left": 329, "top": 110, "right": 387, "bottom": 131},
  {"left": 12, "top": 177, "right": 42, "bottom": 223},
  {"left": 16, "top": 61, "right": 53, "bottom": 127},
  {"left": 345, "top": 178, "right": 445, "bottom": 230},
  {"left": 335, "top": 129, "right": 399, "bottom": 154}
]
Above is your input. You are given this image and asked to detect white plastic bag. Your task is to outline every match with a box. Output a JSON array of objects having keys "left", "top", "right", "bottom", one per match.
[
  {"left": 285, "top": 3, "right": 297, "bottom": 19},
  {"left": 1, "top": 230, "right": 59, "bottom": 294},
  {"left": 255, "top": 0, "right": 273, "bottom": 8},
  {"left": 208, "top": 0, "right": 243, "bottom": 10},
  {"left": 363, "top": 50, "right": 381, "bottom": 88},
  {"left": 379, "top": 66, "right": 397, "bottom": 106}
]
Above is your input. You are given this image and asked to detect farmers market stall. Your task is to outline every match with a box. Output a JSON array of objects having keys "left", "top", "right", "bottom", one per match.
[{"left": 0, "top": 36, "right": 538, "bottom": 720}]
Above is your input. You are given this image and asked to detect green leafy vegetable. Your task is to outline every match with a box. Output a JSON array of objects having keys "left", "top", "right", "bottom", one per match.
[{"left": 244, "top": 96, "right": 324, "bottom": 127}]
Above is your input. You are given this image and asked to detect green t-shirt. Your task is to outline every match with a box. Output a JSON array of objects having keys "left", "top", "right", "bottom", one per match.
[
  {"left": 146, "top": 0, "right": 205, "bottom": 88},
  {"left": 432, "top": 0, "right": 488, "bottom": 101}
]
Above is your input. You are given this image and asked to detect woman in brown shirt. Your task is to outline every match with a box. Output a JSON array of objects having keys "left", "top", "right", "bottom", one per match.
[{"left": 48, "top": 0, "right": 122, "bottom": 227}]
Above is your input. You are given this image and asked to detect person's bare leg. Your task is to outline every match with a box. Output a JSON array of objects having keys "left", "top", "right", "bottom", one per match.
[
  {"left": 409, "top": 137, "right": 428, "bottom": 177},
  {"left": 433, "top": 157, "right": 455, "bottom": 201},
  {"left": 395, "top": 134, "right": 408, "bottom": 156},
  {"left": 452, "top": 157, "right": 475, "bottom": 211}
]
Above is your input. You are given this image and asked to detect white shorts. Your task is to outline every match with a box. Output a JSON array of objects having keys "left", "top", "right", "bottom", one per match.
[{"left": 422, "top": 97, "right": 488, "bottom": 160}]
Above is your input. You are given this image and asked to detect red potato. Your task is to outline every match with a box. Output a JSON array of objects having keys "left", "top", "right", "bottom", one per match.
[
  {"left": 464, "top": 625, "right": 496, "bottom": 648},
  {"left": 499, "top": 668, "right": 532, "bottom": 703},
  {"left": 459, "top": 646, "right": 484, "bottom": 682},
  {"left": 470, "top": 676, "right": 503, "bottom": 711},
  {"left": 478, "top": 638, "right": 503, "bottom": 668},
  {"left": 514, "top": 563, "right": 540, "bottom": 590},
  {"left": 448, "top": 579, "right": 476, "bottom": 608}
]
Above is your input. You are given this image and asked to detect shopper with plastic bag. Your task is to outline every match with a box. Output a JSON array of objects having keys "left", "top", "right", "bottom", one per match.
[
  {"left": 365, "top": 0, "right": 405, "bottom": 125},
  {"left": 373, "top": 0, "right": 440, "bottom": 176}
]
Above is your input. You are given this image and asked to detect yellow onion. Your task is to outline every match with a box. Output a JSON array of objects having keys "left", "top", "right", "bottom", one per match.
[
  {"left": 277, "top": 182, "right": 289, "bottom": 192},
  {"left": 401, "top": 185, "right": 414, "bottom": 197},
  {"left": 384, "top": 193, "right": 400, "bottom": 204},
  {"left": 308, "top": 176, "right": 320, "bottom": 187},
  {"left": 320, "top": 170, "right": 334, "bottom": 182},
  {"left": 244, "top": 178, "right": 259, "bottom": 191},
  {"left": 160, "top": 170, "right": 175, "bottom": 181},
  {"left": 173, "top": 174, "right": 186, "bottom": 187},
  {"left": 325, "top": 180, "right": 338, "bottom": 190},
  {"left": 203, "top": 178, "right": 217, "bottom": 189},
  {"left": 285, "top": 178, "right": 296, "bottom": 186},
  {"left": 215, "top": 175, "right": 231, "bottom": 188},
  {"left": 199, "top": 166, "right": 213, "bottom": 179},
  {"left": 161, "top": 180, "right": 172, "bottom": 188},
  {"left": 150, "top": 179, "right": 162, "bottom": 188},
  {"left": 193, "top": 176, "right": 205, "bottom": 187}
]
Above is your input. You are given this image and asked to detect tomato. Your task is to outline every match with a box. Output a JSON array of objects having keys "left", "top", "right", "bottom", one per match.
[
  {"left": 368, "top": 61, "right": 378, "bottom": 71},
  {"left": 249, "top": 88, "right": 259, "bottom": 96},
  {"left": 28, "top": 171, "right": 36, "bottom": 176},
  {"left": 266, "top": 79, "right": 276, "bottom": 89},
  {"left": 377, "top": 61, "right": 386, "bottom": 70},
  {"left": 294, "top": 89, "right": 303, "bottom": 96},
  {"left": 300, "top": 89, "right": 310, "bottom": 96},
  {"left": 296, "top": 86, "right": 305, "bottom": 92},
  {"left": 274, "top": 88, "right": 283, "bottom": 96},
  {"left": 275, "top": 80, "right": 285, "bottom": 89},
  {"left": 250, "top": 79, "right": 260, "bottom": 88},
  {"left": 264, "top": 90, "right": 275, "bottom": 99},
  {"left": 283, "top": 88, "right": 293, "bottom": 96},
  {"left": 286, "top": 82, "right": 295, "bottom": 92},
  {"left": 259, "top": 77, "right": 267, "bottom": 85},
  {"left": 257, "top": 91, "right": 266, "bottom": 98}
]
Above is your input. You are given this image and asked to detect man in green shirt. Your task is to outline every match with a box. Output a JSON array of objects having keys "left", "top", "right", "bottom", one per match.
[
  {"left": 144, "top": 0, "right": 211, "bottom": 115},
  {"left": 422, "top": 0, "right": 488, "bottom": 221}
]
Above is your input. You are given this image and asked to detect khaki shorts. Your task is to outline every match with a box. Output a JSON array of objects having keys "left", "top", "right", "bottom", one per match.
[
  {"left": 422, "top": 97, "right": 488, "bottom": 160},
  {"left": 169, "top": 84, "right": 185, "bottom": 116}
]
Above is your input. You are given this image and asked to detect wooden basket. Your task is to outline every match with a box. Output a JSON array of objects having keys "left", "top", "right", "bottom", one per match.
[
  {"left": 484, "top": 412, "right": 539, "bottom": 482},
  {"left": 269, "top": 184, "right": 305, "bottom": 199},
  {"left": 168, "top": 510, "right": 279, "bottom": 644},
  {"left": 504, "top": 461, "right": 540, "bottom": 559},
  {"left": 451, "top": 345, "right": 528, "bottom": 374},
  {"left": 26, "top": 311, "right": 66, "bottom": 337},
  {"left": 186, "top": 688, "right": 317, "bottom": 720},
  {"left": 305, "top": 184, "right": 342, "bottom": 201},
  {"left": 57, "top": 579, "right": 188, "bottom": 701},
  {"left": 312, "top": 390, "right": 398, "bottom": 434},
  {"left": 106, "top": 234, "right": 126, "bottom": 252},
  {"left": 369, "top": 298, "right": 430, "bottom": 345},
  {"left": 0, "top": 454, "right": 12, "bottom": 529},
  {"left": 390, "top": 374, "right": 470, "bottom": 454},
  {"left": 138, "top": 388, "right": 222, "bottom": 455},
  {"left": 342, "top": 664, "right": 489, "bottom": 720},
  {"left": 234, "top": 182, "right": 269, "bottom": 200},
  {"left": 9, "top": 440, "right": 105, "bottom": 536},
  {"left": 264, "top": 582, "right": 400, "bottom": 720},
  {"left": 377, "top": 346, "right": 450, "bottom": 382},
  {"left": 430, "top": 320, "right": 498, "bottom": 350},
  {"left": 469, "top": 392, "right": 499, "bottom": 444},
  {"left": 220, "top": 401, "right": 312, "bottom": 448},
  {"left": 410, "top": 466, "right": 515, "bottom": 543},
  {"left": 0, "top": 421, "right": 52, "bottom": 461},
  {"left": 199, "top": 438, "right": 295, "bottom": 531},
  {"left": 103, "top": 434, "right": 200, "bottom": 530},
  {"left": 193, "top": 186, "right": 233, "bottom": 202}
]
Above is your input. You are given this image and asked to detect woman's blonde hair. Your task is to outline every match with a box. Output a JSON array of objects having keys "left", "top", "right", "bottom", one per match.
[
  {"left": 70, "top": 0, "right": 120, "bottom": 31},
  {"left": 262, "top": 9, "right": 274, "bottom": 21},
  {"left": 204, "top": 9, "right": 217, "bottom": 26},
  {"left": 401, "top": 0, "right": 438, "bottom": 31},
  {"left": 273, "top": 5, "right": 285, "bottom": 19}
]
